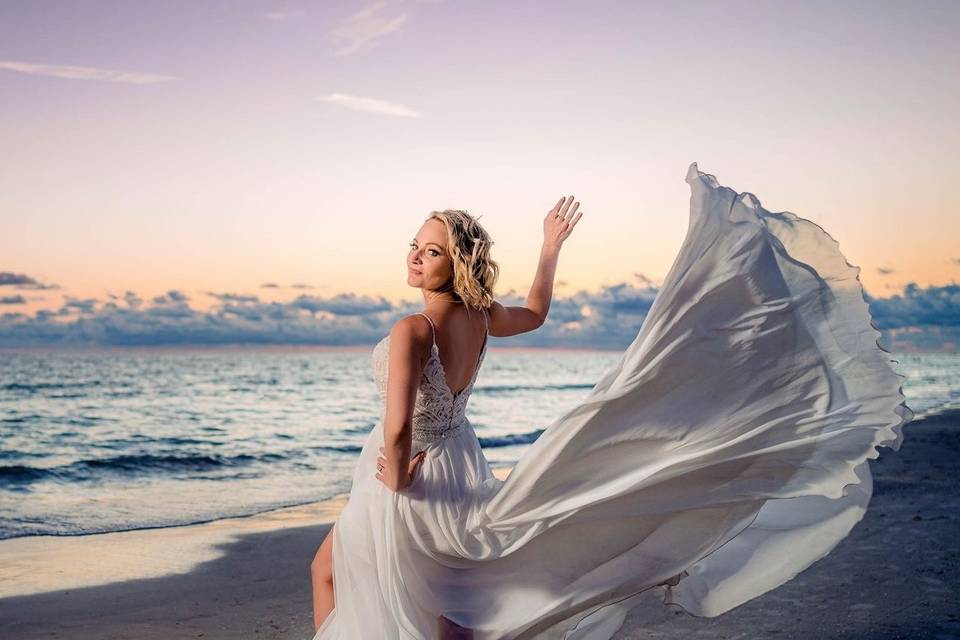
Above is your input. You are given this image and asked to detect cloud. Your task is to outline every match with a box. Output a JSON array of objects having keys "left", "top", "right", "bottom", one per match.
[
  {"left": 632, "top": 272, "right": 661, "bottom": 287},
  {"left": 317, "top": 92, "right": 420, "bottom": 117},
  {"left": 60, "top": 297, "right": 99, "bottom": 314},
  {"left": 0, "top": 280, "right": 638, "bottom": 348},
  {"left": 152, "top": 290, "right": 191, "bottom": 305},
  {"left": 0, "top": 295, "right": 26, "bottom": 305},
  {"left": 0, "top": 271, "right": 59, "bottom": 290},
  {"left": 204, "top": 291, "right": 261, "bottom": 304},
  {"left": 0, "top": 60, "right": 179, "bottom": 84},
  {"left": 877, "top": 267, "right": 895, "bottom": 275},
  {"left": 0, "top": 281, "right": 956, "bottom": 351},
  {"left": 328, "top": 0, "right": 443, "bottom": 56},
  {"left": 330, "top": 0, "right": 409, "bottom": 57},
  {"left": 260, "top": 282, "right": 316, "bottom": 290},
  {"left": 865, "top": 283, "right": 960, "bottom": 329},
  {"left": 0, "top": 294, "right": 407, "bottom": 347},
  {"left": 291, "top": 292, "right": 393, "bottom": 315}
]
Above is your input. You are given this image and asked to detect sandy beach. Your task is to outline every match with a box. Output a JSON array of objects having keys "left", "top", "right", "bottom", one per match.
[{"left": 1, "top": 411, "right": 958, "bottom": 639}]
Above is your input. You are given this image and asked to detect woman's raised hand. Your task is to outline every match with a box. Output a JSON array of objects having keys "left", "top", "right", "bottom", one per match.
[{"left": 544, "top": 195, "right": 584, "bottom": 251}]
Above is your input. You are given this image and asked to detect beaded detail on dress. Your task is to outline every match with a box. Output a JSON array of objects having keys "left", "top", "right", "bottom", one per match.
[{"left": 371, "top": 309, "right": 489, "bottom": 445}]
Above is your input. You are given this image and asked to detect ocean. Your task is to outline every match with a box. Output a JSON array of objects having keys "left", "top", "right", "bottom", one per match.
[{"left": 0, "top": 347, "right": 954, "bottom": 540}]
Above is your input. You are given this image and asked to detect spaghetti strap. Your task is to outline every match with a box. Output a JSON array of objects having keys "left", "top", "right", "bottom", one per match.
[
  {"left": 418, "top": 309, "right": 487, "bottom": 340},
  {"left": 416, "top": 312, "right": 437, "bottom": 346}
]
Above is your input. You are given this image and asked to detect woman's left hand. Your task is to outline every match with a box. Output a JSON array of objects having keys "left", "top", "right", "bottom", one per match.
[{"left": 376, "top": 446, "right": 427, "bottom": 492}]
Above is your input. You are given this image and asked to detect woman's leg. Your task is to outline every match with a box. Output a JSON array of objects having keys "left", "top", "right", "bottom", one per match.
[
  {"left": 310, "top": 522, "right": 336, "bottom": 631},
  {"left": 438, "top": 615, "right": 474, "bottom": 639}
]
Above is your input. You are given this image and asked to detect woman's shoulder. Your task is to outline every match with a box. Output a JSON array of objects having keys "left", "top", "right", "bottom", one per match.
[{"left": 387, "top": 314, "right": 434, "bottom": 355}]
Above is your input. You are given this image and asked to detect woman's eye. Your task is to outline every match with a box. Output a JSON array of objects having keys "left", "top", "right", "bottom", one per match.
[{"left": 409, "top": 243, "right": 439, "bottom": 258}]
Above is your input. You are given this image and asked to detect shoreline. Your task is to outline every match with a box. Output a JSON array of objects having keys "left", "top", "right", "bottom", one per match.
[
  {"left": 1, "top": 412, "right": 957, "bottom": 638},
  {"left": 0, "top": 466, "right": 513, "bottom": 601}
]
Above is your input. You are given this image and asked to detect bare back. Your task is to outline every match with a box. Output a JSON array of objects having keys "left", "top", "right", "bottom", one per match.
[{"left": 416, "top": 306, "right": 489, "bottom": 398}]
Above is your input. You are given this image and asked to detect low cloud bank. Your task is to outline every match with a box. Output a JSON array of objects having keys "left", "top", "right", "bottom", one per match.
[{"left": 0, "top": 279, "right": 956, "bottom": 352}]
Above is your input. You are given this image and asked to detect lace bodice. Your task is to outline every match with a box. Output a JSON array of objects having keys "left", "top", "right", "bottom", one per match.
[{"left": 372, "top": 310, "right": 489, "bottom": 445}]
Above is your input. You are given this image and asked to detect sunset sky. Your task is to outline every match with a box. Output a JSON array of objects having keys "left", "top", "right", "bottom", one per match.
[{"left": 1, "top": 0, "right": 957, "bottom": 348}]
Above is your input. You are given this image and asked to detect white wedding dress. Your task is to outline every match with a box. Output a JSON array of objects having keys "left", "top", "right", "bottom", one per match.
[{"left": 312, "top": 163, "right": 913, "bottom": 639}]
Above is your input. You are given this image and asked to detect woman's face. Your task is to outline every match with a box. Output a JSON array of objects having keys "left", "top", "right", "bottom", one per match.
[{"left": 408, "top": 219, "right": 453, "bottom": 291}]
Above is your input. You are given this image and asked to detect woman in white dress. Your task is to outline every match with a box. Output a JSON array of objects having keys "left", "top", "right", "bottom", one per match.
[{"left": 309, "top": 163, "right": 913, "bottom": 639}]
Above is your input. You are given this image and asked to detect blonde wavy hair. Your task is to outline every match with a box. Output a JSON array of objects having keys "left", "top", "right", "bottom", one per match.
[{"left": 426, "top": 209, "right": 499, "bottom": 311}]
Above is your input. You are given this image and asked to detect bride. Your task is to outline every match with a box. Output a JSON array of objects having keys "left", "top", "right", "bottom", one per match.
[{"left": 309, "top": 163, "right": 913, "bottom": 639}]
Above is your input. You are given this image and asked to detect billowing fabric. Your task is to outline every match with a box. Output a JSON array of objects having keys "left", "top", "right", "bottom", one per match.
[{"left": 313, "top": 162, "right": 913, "bottom": 639}]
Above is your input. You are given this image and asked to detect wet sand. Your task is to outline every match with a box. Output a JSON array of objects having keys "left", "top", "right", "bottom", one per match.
[{"left": 1, "top": 411, "right": 957, "bottom": 639}]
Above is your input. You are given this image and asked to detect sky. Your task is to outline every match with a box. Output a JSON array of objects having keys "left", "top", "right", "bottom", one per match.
[{"left": 1, "top": 0, "right": 958, "bottom": 349}]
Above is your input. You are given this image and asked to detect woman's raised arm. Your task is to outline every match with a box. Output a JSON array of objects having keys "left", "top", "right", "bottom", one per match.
[{"left": 488, "top": 195, "right": 583, "bottom": 337}]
